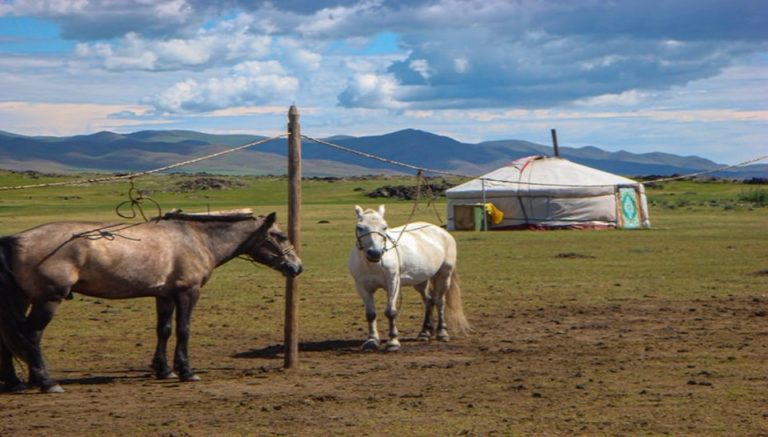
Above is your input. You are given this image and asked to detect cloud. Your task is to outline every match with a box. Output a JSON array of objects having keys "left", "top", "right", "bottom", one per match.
[
  {"left": 7, "top": 0, "right": 206, "bottom": 39},
  {"left": 13, "top": 1, "right": 766, "bottom": 112},
  {"left": 74, "top": 14, "right": 272, "bottom": 71},
  {"left": 143, "top": 60, "right": 299, "bottom": 114},
  {"left": 336, "top": 73, "right": 406, "bottom": 110},
  {"left": 3, "top": 0, "right": 767, "bottom": 165},
  {"left": 0, "top": 101, "right": 160, "bottom": 135},
  {"left": 332, "top": 0, "right": 768, "bottom": 109}
]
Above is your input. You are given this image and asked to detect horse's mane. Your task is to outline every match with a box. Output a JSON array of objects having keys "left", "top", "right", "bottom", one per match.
[{"left": 161, "top": 208, "right": 255, "bottom": 222}]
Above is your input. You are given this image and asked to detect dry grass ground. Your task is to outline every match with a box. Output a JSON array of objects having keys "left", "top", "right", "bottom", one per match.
[{"left": 0, "top": 172, "right": 766, "bottom": 435}]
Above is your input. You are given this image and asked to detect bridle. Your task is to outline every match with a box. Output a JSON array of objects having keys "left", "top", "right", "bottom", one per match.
[
  {"left": 355, "top": 229, "right": 398, "bottom": 254},
  {"left": 240, "top": 234, "right": 296, "bottom": 268}
]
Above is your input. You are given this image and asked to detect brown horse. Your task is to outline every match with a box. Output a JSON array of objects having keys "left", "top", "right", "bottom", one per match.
[{"left": 0, "top": 209, "right": 302, "bottom": 393}]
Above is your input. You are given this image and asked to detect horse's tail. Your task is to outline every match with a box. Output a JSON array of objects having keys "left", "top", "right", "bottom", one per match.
[
  {"left": 445, "top": 268, "right": 470, "bottom": 335},
  {"left": 0, "top": 236, "right": 29, "bottom": 360}
]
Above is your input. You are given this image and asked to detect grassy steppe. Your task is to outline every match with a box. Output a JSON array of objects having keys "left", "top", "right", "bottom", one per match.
[{"left": 0, "top": 170, "right": 766, "bottom": 436}]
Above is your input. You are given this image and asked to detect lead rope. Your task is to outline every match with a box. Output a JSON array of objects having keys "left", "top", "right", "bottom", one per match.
[{"left": 390, "top": 169, "right": 429, "bottom": 313}]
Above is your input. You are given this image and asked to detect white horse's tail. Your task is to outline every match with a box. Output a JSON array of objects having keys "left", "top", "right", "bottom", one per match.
[{"left": 445, "top": 268, "right": 470, "bottom": 335}]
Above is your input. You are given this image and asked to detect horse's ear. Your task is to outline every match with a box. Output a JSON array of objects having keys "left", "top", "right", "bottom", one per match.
[
  {"left": 378, "top": 204, "right": 386, "bottom": 217},
  {"left": 355, "top": 205, "right": 364, "bottom": 220},
  {"left": 264, "top": 212, "right": 277, "bottom": 228}
]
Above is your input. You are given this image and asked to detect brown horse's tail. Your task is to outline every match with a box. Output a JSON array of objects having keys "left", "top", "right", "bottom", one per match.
[
  {"left": 445, "top": 268, "right": 470, "bottom": 336},
  {"left": 0, "top": 236, "right": 29, "bottom": 361}
]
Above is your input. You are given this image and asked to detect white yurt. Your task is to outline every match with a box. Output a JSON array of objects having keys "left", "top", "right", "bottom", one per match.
[{"left": 446, "top": 155, "right": 651, "bottom": 230}]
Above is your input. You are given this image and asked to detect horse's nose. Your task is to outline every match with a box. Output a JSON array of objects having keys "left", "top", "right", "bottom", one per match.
[
  {"left": 366, "top": 249, "right": 382, "bottom": 261},
  {"left": 282, "top": 262, "right": 303, "bottom": 278}
]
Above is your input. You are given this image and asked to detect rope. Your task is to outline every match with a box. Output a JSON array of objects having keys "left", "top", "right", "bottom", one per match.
[
  {"left": 72, "top": 223, "right": 144, "bottom": 241},
  {"left": 642, "top": 154, "right": 768, "bottom": 183},
  {"left": 1, "top": 132, "right": 763, "bottom": 192},
  {"left": 302, "top": 134, "right": 768, "bottom": 187},
  {"left": 114, "top": 180, "right": 162, "bottom": 222},
  {"left": 0, "top": 133, "right": 287, "bottom": 191},
  {"left": 398, "top": 170, "right": 444, "bottom": 226}
]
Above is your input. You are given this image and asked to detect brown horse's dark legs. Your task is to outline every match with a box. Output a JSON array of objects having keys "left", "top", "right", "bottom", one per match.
[
  {"left": 173, "top": 288, "right": 200, "bottom": 381},
  {"left": 22, "top": 301, "right": 63, "bottom": 393},
  {"left": 0, "top": 340, "right": 24, "bottom": 391},
  {"left": 151, "top": 297, "right": 175, "bottom": 379}
]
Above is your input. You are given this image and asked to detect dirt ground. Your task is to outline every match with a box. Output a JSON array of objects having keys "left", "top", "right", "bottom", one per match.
[{"left": 1, "top": 294, "right": 767, "bottom": 436}]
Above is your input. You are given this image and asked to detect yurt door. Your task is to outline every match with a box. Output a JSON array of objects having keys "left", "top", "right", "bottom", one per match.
[{"left": 617, "top": 186, "right": 642, "bottom": 229}]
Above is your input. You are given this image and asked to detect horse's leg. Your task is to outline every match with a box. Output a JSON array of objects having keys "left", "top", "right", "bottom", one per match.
[
  {"left": 414, "top": 281, "right": 434, "bottom": 341},
  {"left": 384, "top": 276, "right": 401, "bottom": 352},
  {"left": 1, "top": 296, "right": 28, "bottom": 392},
  {"left": 355, "top": 282, "right": 380, "bottom": 351},
  {"left": 22, "top": 300, "right": 64, "bottom": 393},
  {"left": 432, "top": 270, "right": 452, "bottom": 342},
  {"left": 172, "top": 288, "right": 200, "bottom": 382},
  {"left": 0, "top": 339, "right": 24, "bottom": 392},
  {"left": 151, "top": 296, "right": 176, "bottom": 379}
]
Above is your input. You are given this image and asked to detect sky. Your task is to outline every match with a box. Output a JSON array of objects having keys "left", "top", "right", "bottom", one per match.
[{"left": 0, "top": 0, "right": 766, "bottom": 165}]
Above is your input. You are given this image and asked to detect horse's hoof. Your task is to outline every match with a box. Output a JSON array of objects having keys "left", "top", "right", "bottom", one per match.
[
  {"left": 361, "top": 339, "right": 380, "bottom": 352},
  {"left": 437, "top": 330, "right": 450, "bottom": 342},
  {"left": 3, "top": 382, "right": 27, "bottom": 393},
  {"left": 417, "top": 332, "right": 432, "bottom": 341},
  {"left": 180, "top": 374, "right": 201, "bottom": 382},
  {"left": 157, "top": 371, "right": 178, "bottom": 380},
  {"left": 42, "top": 384, "right": 65, "bottom": 394},
  {"left": 385, "top": 343, "right": 401, "bottom": 352}
]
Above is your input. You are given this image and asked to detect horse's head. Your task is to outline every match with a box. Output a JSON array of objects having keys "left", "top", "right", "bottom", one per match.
[
  {"left": 247, "top": 212, "right": 303, "bottom": 278},
  {"left": 354, "top": 204, "right": 392, "bottom": 263}
]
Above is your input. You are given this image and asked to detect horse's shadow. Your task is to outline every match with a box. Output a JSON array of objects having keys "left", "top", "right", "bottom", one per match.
[
  {"left": 57, "top": 369, "right": 150, "bottom": 386},
  {"left": 233, "top": 339, "right": 362, "bottom": 359}
]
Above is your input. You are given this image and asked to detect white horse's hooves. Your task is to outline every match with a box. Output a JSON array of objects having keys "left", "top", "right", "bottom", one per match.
[
  {"left": 417, "top": 333, "right": 432, "bottom": 341},
  {"left": 437, "top": 331, "right": 450, "bottom": 342},
  {"left": 157, "top": 371, "right": 178, "bottom": 380},
  {"left": 361, "top": 340, "right": 380, "bottom": 352},
  {"left": 42, "top": 384, "right": 65, "bottom": 394},
  {"left": 385, "top": 343, "right": 401, "bottom": 352}
]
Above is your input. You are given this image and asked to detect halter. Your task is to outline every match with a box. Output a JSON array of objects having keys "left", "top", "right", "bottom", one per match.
[
  {"left": 355, "top": 230, "right": 398, "bottom": 254},
  {"left": 239, "top": 234, "right": 296, "bottom": 268}
]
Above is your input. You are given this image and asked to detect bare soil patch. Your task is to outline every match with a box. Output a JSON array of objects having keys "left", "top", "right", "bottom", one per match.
[{"left": 2, "top": 294, "right": 766, "bottom": 435}]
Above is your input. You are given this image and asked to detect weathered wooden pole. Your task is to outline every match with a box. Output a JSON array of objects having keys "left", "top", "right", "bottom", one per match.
[
  {"left": 551, "top": 129, "right": 560, "bottom": 157},
  {"left": 285, "top": 105, "right": 301, "bottom": 369}
]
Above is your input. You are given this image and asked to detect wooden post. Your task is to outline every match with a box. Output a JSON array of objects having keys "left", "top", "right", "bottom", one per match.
[
  {"left": 285, "top": 105, "right": 301, "bottom": 369},
  {"left": 551, "top": 129, "right": 560, "bottom": 157}
]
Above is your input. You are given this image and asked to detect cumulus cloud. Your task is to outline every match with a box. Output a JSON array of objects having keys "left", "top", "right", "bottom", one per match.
[
  {"left": 332, "top": 0, "right": 768, "bottom": 109},
  {"left": 74, "top": 14, "right": 272, "bottom": 71},
  {"left": 7, "top": 0, "right": 206, "bottom": 39},
  {"left": 6, "top": 0, "right": 768, "bottom": 115},
  {"left": 143, "top": 60, "right": 298, "bottom": 114},
  {"left": 337, "top": 73, "right": 406, "bottom": 109}
]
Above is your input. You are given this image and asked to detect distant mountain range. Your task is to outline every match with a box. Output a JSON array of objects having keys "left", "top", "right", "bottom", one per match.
[{"left": 0, "top": 129, "right": 765, "bottom": 179}]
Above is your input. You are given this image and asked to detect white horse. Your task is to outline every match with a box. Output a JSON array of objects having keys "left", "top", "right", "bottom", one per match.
[{"left": 348, "top": 205, "right": 469, "bottom": 351}]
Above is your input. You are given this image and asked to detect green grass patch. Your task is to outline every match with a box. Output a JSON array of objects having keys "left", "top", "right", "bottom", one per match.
[{"left": 737, "top": 187, "right": 768, "bottom": 206}]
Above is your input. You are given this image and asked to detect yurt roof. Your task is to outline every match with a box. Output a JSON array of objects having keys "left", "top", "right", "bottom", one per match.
[{"left": 446, "top": 155, "right": 641, "bottom": 198}]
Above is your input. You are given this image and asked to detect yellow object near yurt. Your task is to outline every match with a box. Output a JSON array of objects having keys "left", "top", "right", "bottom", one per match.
[{"left": 484, "top": 202, "right": 504, "bottom": 225}]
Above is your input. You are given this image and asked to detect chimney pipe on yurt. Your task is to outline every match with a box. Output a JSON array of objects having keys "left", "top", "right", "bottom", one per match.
[{"left": 551, "top": 129, "right": 560, "bottom": 157}]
